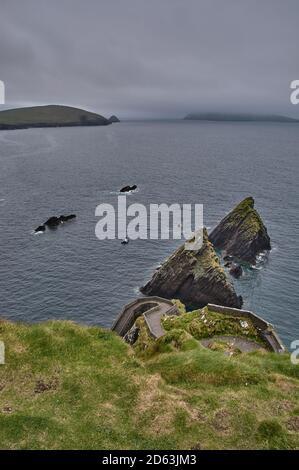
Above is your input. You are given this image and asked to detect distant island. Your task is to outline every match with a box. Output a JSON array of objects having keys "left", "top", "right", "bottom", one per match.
[
  {"left": 0, "top": 104, "right": 111, "bottom": 130},
  {"left": 108, "top": 115, "right": 120, "bottom": 123},
  {"left": 184, "top": 112, "right": 299, "bottom": 123}
]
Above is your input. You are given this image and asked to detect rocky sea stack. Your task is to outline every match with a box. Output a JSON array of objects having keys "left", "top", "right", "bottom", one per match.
[
  {"left": 141, "top": 228, "right": 242, "bottom": 309},
  {"left": 108, "top": 115, "right": 120, "bottom": 123},
  {"left": 209, "top": 197, "right": 271, "bottom": 264},
  {"left": 120, "top": 184, "right": 137, "bottom": 192}
]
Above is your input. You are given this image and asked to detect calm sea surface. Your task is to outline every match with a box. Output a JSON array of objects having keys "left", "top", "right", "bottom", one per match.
[{"left": 0, "top": 120, "right": 298, "bottom": 347}]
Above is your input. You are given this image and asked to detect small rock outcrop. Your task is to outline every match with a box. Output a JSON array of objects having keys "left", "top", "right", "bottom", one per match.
[
  {"left": 34, "top": 225, "right": 46, "bottom": 233},
  {"left": 108, "top": 115, "right": 120, "bottom": 123},
  {"left": 209, "top": 197, "right": 271, "bottom": 264},
  {"left": 59, "top": 214, "right": 76, "bottom": 222},
  {"left": 120, "top": 185, "right": 137, "bottom": 193},
  {"left": 124, "top": 325, "right": 139, "bottom": 344},
  {"left": 141, "top": 228, "right": 242, "bottom": 309},
  {"left": 45, "top": 216, "right": 61, "bottom": 228},
  {"left": 229, "top": 264, "right": 243, "bottom": 279},
  {"left": 37, "top": 214, "right": 76, "bottom": 231}
]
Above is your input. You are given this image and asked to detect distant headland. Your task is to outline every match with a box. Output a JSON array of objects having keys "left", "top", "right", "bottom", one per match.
[
  {"left": 108, "top": 115, "right": 120, "bottom": 123},
  {"left": 0, "top": 104, "right": 112, "bottom": 130},
  {"left": 184, "top": 112, "right": 299, "bottom": 123}
]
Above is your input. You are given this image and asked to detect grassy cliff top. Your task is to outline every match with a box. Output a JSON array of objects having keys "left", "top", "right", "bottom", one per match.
[
  {"left": 162, "top": 305, "right": 263, "bottom": 344},
  {"left": 0, "top": 105, "right": 109, "bottom": 128},
  {"left": 133, "top": 302, "right": 264, "bottom": 358},
  {"left": 1, "top": 319, "right": 299, "bottom": 449}
]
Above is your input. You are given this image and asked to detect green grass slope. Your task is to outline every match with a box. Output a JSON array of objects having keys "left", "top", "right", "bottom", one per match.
[
  {"left": 0, "top": 319, "right": 299, "bottom": 450},
  {"left": 0, "top": 105, "right": 109, "bottom": 129}
]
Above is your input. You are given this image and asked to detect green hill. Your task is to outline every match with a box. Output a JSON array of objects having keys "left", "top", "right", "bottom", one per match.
[
  {"left": 0, "top": 105, "right": 110, "bottom": 130},
  {"left": 0, "top": 313, "right": 299, "bottom": 450}
]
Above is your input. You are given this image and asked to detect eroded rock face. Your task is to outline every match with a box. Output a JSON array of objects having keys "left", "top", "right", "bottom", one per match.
[
  {"left": 229, "top": 264, "right": 243, "bottom": 279},
  {"left": 120, "top": 185, "right": 137, "bottom": 192},
  {"left": 209, "top": 197, "right": 271, "bottom": 264},
  {"left": 124, "top": 325, "right": 139, "bottom": 344},
  {"left": 141, "top": 228, "right": 242, "bottom": 309}
]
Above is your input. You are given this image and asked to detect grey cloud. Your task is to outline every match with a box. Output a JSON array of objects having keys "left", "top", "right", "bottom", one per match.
[{"left": 0, "top": 0, "right": 298, "bottom": 118}]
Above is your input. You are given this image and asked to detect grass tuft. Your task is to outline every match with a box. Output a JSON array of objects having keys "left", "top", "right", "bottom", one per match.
[{"left": 1, "top": 318, "right": 299, "bottom": 449}]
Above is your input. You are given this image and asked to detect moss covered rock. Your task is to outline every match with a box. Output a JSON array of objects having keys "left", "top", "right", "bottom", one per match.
[
  {"left": 141, "top": 228, "right": 242, "bottom": 309},
  {"left": 209, "top": 197, "right": 271, "bottom": 264}
]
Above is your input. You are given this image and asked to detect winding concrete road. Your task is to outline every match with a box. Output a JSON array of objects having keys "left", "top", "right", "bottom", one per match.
[{"left": 112, "top": 296, "right": 179, "bottom": 338}]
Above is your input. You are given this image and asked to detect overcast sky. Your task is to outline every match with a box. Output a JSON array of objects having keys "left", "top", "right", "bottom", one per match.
[{"left": 0, "top": 0, "right": 298, "bottom": 118}]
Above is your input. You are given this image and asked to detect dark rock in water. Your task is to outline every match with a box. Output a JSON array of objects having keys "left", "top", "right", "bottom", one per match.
[
  {"left": 209, "top": 197, "right": 271, "bottom": 264},
  {"left": 44, "top": 216, "right": 61, "bottom": 228},
  {"left": 120, "top": 185, "right": 137, "bottom": 193},
  {"left": 36, "top": 214, "right": 76, "bottom": 233},
  {"left": 35, "top": 225, "right": 46, "bottom": 233},
  {"left": 43, "top": 214, "right": 76, "bottom": 229},
  {"left": 141, "top": 228, "right": 242, "bottom": 309},
  {"left": 59, "top": 214, "right": 76, "bottom": 222},
  {"left": 108, "top": 115, "right": 120, "bottom": 123},
  {"left": 224, "top": 262, "right": 232, "bottom": 268},
  {"left": 229, "top": 264, "right": 243, "bottom": 279}
]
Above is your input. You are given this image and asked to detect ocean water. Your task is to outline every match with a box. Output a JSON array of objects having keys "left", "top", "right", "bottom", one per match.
[{"left": 0, "top": 120, "right": 298, "bottom": 348}]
